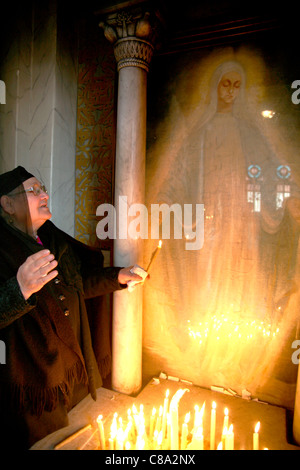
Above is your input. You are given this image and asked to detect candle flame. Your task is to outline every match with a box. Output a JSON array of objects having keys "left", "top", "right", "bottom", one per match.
[
  {"left": 166, "top": 389, "right": 169, "bottom": 398},
  {"left": 224, "top": 407, "right": 229, "bottom": 416},
  {"left": 152, "top": 407, "right": 156, "bottom": 416},
  {"left": 255, "top": 421, "right": 260, "bottom": 433},
  {"left": 212, "top": 401, "right": 216, "bottom": 409},
  {"left": 185, "top": 412, "right": 191, "bottom": 424},
  {"left": 97, "top": 414, "right": 103, "bottom": 422},
  {"left": 158, "top": 240, "right": 162, "bottom": 248}
]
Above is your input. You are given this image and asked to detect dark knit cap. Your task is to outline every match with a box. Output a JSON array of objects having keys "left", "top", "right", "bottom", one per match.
[{"left": 0, "top": 166, "right": 34, "bottom": 197}]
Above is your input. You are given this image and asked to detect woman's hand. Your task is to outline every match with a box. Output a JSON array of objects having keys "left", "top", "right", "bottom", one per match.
[
  {"left": 17, "top": 250, "right": 58, "bottom": 300},
  {"left": 118, "top": 266, "right": 143, "bottom": 285}
]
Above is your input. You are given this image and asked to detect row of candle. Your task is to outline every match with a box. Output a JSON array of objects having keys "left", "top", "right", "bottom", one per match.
[{"left": 96, "top": 388, "right": 263, "bottom": 450}]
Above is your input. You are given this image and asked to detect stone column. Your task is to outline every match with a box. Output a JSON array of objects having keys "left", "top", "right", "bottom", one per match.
[{"left": 99, "top": 8, "right": 159, "bottom": 395}]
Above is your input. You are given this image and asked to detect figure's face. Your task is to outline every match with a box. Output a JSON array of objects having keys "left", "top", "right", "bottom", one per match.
[
  {"left": 22, "top": 177, "right": 52, "bottom": 230},
  {"left": 217, "top": 71, "right": 241, "bottom": 106}
]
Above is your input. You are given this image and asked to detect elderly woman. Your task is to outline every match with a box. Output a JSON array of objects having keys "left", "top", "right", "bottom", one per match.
[{"left": 0, "top": 166, "right": 143, "bottom": 449}]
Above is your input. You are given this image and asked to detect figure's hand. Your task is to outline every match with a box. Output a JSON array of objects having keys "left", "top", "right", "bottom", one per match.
[
  {"left": 118, "top": 266, "right": 144, "bottom": 285},
  {"left": 17, "top": 250, "right": 58, "bottom": 300}
]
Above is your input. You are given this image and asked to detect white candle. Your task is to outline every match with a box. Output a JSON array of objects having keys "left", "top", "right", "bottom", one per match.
[
  {"left": 253, "top": 421, "right": 260, "bottom": 450},
  {"left": 162, "top": 389, "right": 169, "bottom": 438},
  {"left": 131, "top": 404, "right": 139, "bottom": 435},
  {"left": 225, "top": 424, "right": 234, "bottom": 450},
  {"left": 210, "top": 401, "right": 216, "bottom": 450},
  {"left": 180, "top": 412, "right": 190, "bottom": 450},
  {"left": 166, "top": 412, "right": 171, "bottom": 450},
  {"left": 109, "top": 412, "right": 118, "bottom": 450},
  {"left": 149, "top": 407, "right": 156, "bottom": 440},
  {"left": 136, "top": 435, "right": 145, "bottom": 450},
  {"left": 221, "top": 425, "right": 227, "bottom": 449},
  {"left": 193, "top": 405, "right": 200, "bottom": 428},
  {"left": 124, "top": 420, "right": 133, "bottom": 443},
  {"left": 96, "top": 414, "right": 106, "bottom": 450},
  {"left": 169, "top": 388, "right": 189, "bottom": 450},
  {"left": 189, "top": 426, "right": 203, "bottom": 450},
  {"left": 223, "top": 407, "right": 229, "bottom": 431},
  {"left": 139, "top": 404, "right": 145, "bottom": 428},
  {"left": 157, "top": 430, "right": 163, "bottom": 449},
  {"left": 126, "top": 409, "right": 134, "bottom": 441},
  {"left": 116, "top": 427, "right": 124, "bottom": 450},
  {"left": 108, "top": 437, "right": 115, "bottom": 450},
  {"left": 155, "top": 405, "right": 163, "bottom": 435},
  {"left": 170, "top": 405, "right": 179, "bottom": 450}
]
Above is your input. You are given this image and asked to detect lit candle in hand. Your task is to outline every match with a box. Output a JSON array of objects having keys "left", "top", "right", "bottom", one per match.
[{"left": 146, "top": 240, "right": 162, "bottom": 272}]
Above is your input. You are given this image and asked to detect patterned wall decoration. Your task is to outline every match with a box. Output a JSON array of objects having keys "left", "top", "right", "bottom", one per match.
[{"left": 75, "top": 17, "right": 116, "bottom": 251}]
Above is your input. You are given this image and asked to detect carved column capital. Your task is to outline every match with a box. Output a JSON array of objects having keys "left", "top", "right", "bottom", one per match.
[
  {"left": 113, "top": 37, "right": 154, "bottom": 72},
  {"left": 99, "top": 6, "right": 162, "bottom": 72}
]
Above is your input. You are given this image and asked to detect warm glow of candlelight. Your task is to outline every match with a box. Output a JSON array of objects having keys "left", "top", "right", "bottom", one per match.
[{"left": 96, "top": 389, "right": 268, "bottom": 451}]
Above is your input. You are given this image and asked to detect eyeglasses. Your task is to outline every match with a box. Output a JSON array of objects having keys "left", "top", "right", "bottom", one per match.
[
  {"left": 25, "top": 184, "right": 48, "bottom": 196},
  {"left": 11, "top": 184, "right": 48, "bottom": 197}
]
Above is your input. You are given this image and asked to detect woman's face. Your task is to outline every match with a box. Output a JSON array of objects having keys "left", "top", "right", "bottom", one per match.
[
  {"left": 217, "top": 71, "right": 242, "bottom": 109},
  {"left": 23, "top": 177, "right": 52, "bottom": 231}
]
